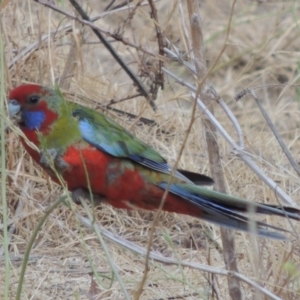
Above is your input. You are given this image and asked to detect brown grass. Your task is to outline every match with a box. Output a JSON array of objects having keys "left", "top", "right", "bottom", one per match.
[{"left": 2, "top": 0, "right": 300, "bottom": 299}]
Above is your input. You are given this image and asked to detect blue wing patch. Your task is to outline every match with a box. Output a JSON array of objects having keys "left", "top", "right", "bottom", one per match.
[
  {"left": 78, "top": 118, "right": 194, "bottom": 182},
  {"left": 78, "top": 118, "right": 127, "bottom": 156}
]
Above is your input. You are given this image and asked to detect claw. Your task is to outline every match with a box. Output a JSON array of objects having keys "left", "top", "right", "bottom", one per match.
[
  {"left": 55, "top": 155, "right": 69, "bottom": 171},
  {"left": 40, "top": 148, "right": 57, "bottom": 168},
  {"left": 40, "top": 148, "right": 69, "bottom": 172},
  {"left": 71, "top": 188, "right": 104, "bottom": 205}
]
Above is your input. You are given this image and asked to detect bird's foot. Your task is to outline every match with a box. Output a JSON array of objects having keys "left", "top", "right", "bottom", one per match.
[
  {"left": 71, "top": 188, "right": 104, "bottom": 206},
  {"left": 40, "top": 148, "right": 69, "bottom": 172}
]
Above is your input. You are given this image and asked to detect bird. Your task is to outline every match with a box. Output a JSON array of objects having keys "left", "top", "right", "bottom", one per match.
[{"left": 8, "top": 84, "right": 300, "bottom": 239}]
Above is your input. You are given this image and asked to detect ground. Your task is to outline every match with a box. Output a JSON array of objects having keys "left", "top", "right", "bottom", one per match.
[{"left": 1, "top": 1, "right": 300, "bottom": 299}]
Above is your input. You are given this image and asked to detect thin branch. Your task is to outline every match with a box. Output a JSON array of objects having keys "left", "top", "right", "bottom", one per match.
[
  {"left": 163, "top": 46, "right": 244, "bottom": 147},
  {"left": 148, "top": 0, "right": 165, "bottom": 95},
  {"left": 108, "top": 0, "right": 135, "bottom": 11},
  {"left": 195, "top": 93, "right": 297, "bottom": 206},
  {"left": 134, "top": 69, "right": 199, "bottom": 300},
  {"left": 93, "top": 1, "right": 160, "bottom": 21},
  {"left": 104, "top": 0, "right": 117, "bottom": 11},
  {"left": 79, "top": 199, "right": 131, "bottom": 299},
  {"left": 77, "top": 214, "right": 282, "bottom": 300},
  {"left": 249, "top": 89, "right": 300, "bottom": 177},
  {"left": 235, "top": 86, "right": 300, "bottom": 177},
  {"left": 33, "top": 1, "right": 162, "bottom": 59},
  {"left": 66, "top": 92, "right": 158, "bottom": 127},
  {"left": 186, "top": 0, "right": 242, "bottom": 299},
  {"left": 217, "top": 95, "right": 244, "bottom": 148},
  {"left": 68, "top": 0, "right": 156, "bottom": 111},
  {"left": 234, "top": 84, "right": 300, "bottom": 102},
  {"left": 162, "top": 66, "right": 297, "bottom": 206},
  {"left": 103, "top": 93, "right": 143, "bottom": 107}
]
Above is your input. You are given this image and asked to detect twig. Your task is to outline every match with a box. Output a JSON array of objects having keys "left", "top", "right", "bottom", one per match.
[
  {"left": 15, "top": 0, "right": 130, "bottom": 50},
  {"left": 195, "top": 93, "right": 297, "bottom": 206},
  {"left": 162, "top": 67, "right": 297, "bottom": 206},
  {"left": 108, "top": 0, "right": 134, "bottom": 11},
  {"left": 104, "top": 0, "right": 117, "bottom": 11},
  {"left": 27, "top": 1, "right": 159, "bottom": 110},
  {"left": 77, "top": 214, "right": 282, "bottom": 300},
  {"left": 67, "top": 0, "right": 156, "bottom": 111},
  {"left": 85, "top": 0, "right": 156, "bottom": 21},
  {"left": 66, "top": 92, "right": 158, "bottom": 127},
  {"left": 148, "top": 0, "right": 165, "bottom": 96},
  {"left": 134, "top": 75, "right": 199, "bottom": 299},
  {"left": 186, "top": 1, "right": 242, "bottom": 299},
  {"left": 234, "top": 84, "right": 300, "bottom": 102},
  {"left": 79, "top": 199, "right": 131, "bottom": 299},
  {"left": 103, "top": 93, "right": 143, "bottom": 107},
  {"left": 215, "top": 92, "right": 244, "bottom": 149},
  {"left": 163, "top": 46, "right": 244, "bottom": 147},
  {"left": 249, "top": 89, "right": 300, "bottom": 177},
  {"left": 33, "top": 0, "right": 162, "bottom": 59}
]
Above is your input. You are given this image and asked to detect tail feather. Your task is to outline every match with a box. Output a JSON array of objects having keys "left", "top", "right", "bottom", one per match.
[
  {"left": 177, "top": 169, "right": 214, "bottom": 186},
  {"left": 255, "top": 205, "right": 300, "bottom": 218},
  {"left": 159, "top": 182, "right": 300, "bottom": 239},
  {"left": 175, "top": 183, "right": 300, "bottom": 221},
  {"left": 200, "top": 207, "right": 289, "bottom": 239}
]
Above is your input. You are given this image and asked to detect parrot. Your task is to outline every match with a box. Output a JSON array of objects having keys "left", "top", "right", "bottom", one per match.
[{"left": 8, "top": 84, "right": 300, "bottom": 239}]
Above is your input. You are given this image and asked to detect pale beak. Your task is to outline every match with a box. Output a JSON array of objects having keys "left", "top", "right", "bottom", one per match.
[{"left": 8, "top": 99, "right": 21, "bottom": 118}]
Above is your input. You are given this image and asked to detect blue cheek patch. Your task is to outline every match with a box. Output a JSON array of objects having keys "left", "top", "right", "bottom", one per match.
[{"left": 22, "top": 110, "right": 46, "bottom": 130}]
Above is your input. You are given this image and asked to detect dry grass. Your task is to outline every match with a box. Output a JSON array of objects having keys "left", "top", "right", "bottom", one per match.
[{"left": 2, "top": 0, "right": 300, "bottom": 299}]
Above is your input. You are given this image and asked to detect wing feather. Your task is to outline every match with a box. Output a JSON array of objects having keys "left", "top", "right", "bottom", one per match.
[{"left": 73, "top": 108, "right": 197, "bottom": 183}]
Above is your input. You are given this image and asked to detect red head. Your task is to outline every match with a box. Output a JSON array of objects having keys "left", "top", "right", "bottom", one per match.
[
  {"left": 9, "top": 84, "right": 46, "bottom": 106},
  {"left": 9, "top": 84, "right": 60, "bottom": 131}
]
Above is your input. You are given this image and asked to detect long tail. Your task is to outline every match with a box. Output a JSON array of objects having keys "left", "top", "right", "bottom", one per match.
[{"left": 159, "top": 183, "right": 300, "bottom": 239}]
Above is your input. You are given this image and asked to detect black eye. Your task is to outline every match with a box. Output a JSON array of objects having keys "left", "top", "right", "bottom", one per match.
[{"left": 28, "top": 95, "right": 40, "bottom": 104}]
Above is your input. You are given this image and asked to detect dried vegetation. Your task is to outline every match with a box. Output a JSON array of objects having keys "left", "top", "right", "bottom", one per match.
[{"left": 1, "top": 0, "right": 300, "bottom": 299}]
